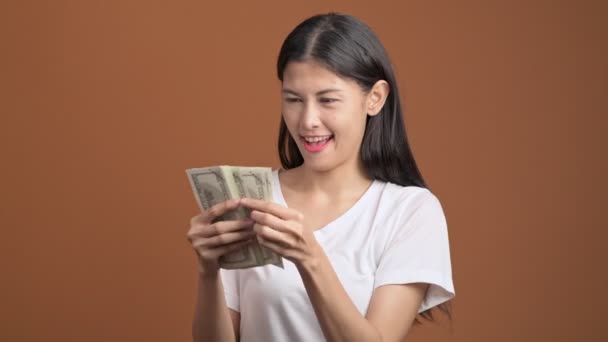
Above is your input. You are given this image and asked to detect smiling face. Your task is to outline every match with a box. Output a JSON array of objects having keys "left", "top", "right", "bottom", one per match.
[{"left": 281, "top": 60, "right": 378, "bottom": 174}]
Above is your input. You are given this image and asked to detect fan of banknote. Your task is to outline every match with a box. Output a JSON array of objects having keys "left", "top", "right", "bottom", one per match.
[{"left": 186, "top": 166, "right": 284, "bottom": 269}]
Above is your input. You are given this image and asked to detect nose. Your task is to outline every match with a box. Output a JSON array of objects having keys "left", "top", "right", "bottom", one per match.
[{"left": 300, "top": 101, "right": 321, "bottom": 130}]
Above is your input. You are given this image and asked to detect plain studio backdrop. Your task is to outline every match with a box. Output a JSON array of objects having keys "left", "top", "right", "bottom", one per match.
[{"left": 1, "top": 1, "right": 606, "bottom": 341}]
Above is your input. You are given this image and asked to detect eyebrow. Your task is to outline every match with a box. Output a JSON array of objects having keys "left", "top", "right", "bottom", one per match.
[{"left": 282, "top": 88, "right": 343, "bottom": 96}]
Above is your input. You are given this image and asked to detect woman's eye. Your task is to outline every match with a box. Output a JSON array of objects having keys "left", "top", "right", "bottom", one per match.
[
  {"left": 320, "top": 98, "right": 338, "bottom": 104},
  {"left": 285, "top": 97, "right": 302, "bottom": 103}
]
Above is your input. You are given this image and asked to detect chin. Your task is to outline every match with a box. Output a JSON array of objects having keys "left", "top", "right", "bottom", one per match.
[
  {"left": 301, "top": 159, "right": 335, "bottom": 173},
  {"left": 301, "top": 156, "right": 352, "bottom": 174}
]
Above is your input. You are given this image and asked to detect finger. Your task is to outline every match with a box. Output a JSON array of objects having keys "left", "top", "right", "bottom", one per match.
[
  {"left": 256, "top": 235, "right": 287, "bottom": 257},
  {"left": 240, "top": 198, "right": 300, "bottom": 220},
  {"left": 189, "top": 213, "right": 207, "bottom": 227},
  {"left": 188, "top": 219, "right": 253, "bottom": 240},
  {"left": 202, "top": 198, "right": 242, "bottom": 223},
  {"left": 250, "top": 210, "right": 293, "bottom": 233},
  {"left": 254, "top": 223, "right": 295, "bottom": 246},
  {"left": 193, "top": 230, "right": 256, "bottom": 249},
  {"left": 205, "top": 219, "right": 254, "bottom": 238},
  {"left": 201, "top": 238, "right": 255, "bottom": 260}
]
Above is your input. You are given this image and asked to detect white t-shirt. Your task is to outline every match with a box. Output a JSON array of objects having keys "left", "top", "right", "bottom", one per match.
[{"left": 220, "top": 169, "right": 455, "bottom": 342}]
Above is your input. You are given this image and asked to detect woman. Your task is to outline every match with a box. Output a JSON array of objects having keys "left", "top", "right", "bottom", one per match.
[{"left": 187, "top": 13, "right": 455, "bottom": 342}]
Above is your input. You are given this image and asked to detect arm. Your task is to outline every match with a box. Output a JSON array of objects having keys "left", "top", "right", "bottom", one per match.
[
  {"left": 297, "top": 250, "right": 428, "bottom": 342},
  {"left": 192, "top": 273, "right": 238, "bottom": 342},
  {"left": 187, "top": 199, "right": 252, "bottom": 342},
  {"left": 298, "top": 191, "right": 452, "bottom": 341}
]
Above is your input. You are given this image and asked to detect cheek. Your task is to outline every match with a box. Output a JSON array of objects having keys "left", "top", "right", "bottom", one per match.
[
  {"left": 281, "top": 103, "right": 302, "bottom": 122},
  {"left": 332, "top": 107, "right": 367, "bottom": 139},
  {"left": 281, "top": 111, "right": 300, "bottom": 137},
  {"left": 281, "top": 105, "right": 294, "bottom": 123},
  {"left": 349, "top": 120, "right": 368, "bottom": 145}
]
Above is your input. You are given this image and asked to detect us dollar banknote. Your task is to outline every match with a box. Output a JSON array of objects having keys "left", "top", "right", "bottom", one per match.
[{"left": 186, "top": 166, "right": 283, "bottom": 269}]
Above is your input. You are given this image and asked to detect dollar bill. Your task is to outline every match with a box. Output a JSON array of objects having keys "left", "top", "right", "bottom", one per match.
[{"left": 186, "top": 166, "right": 283, "bottom": 269}]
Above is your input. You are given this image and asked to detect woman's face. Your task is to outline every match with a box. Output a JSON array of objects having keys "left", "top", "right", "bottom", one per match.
[{"left": 281, "top": 60, "right": 384, "bottom": 174}]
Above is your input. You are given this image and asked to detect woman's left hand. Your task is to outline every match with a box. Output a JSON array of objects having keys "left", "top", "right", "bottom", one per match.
[{"left": 240, "top": 197, "right": 323, "bottom": 268}]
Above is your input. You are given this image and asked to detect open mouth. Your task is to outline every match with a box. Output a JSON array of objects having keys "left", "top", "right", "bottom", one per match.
[{"left": 301, "top": 135, "right": 334, "bottom": 152}]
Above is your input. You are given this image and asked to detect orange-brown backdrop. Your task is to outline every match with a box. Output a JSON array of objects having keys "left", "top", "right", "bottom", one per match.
[{"left": 1, "top": 1, "right": 606, "bottom": 341}]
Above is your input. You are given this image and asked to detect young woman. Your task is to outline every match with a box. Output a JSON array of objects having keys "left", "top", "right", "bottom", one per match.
[{"left": 187, "top": 13, "right": 455, "bottom": 342}]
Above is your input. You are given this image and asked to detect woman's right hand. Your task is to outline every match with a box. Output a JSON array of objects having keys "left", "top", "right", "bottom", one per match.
[{"left": 187, "top": 198, "right": 256, "bottom": 276}]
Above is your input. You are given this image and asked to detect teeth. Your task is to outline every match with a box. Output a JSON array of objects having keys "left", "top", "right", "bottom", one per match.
[{"left": 304, "top": 136, "right": 331, "bottom": 143}]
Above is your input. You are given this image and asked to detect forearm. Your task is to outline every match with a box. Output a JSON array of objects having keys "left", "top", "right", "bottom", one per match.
[
  {"left": 192, "top": 272, "right": 236, "bottom": 342},
  {"left": 297, "top": 254, "right": 382, "bottom": 342}
]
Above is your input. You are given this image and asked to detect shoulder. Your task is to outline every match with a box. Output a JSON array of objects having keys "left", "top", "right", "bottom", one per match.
[
  {"left": 373, "top": 181, "right": 446, "bottom": 232},
  {"left": 379, "top": 182, "right": 442, "bottom": 213}
]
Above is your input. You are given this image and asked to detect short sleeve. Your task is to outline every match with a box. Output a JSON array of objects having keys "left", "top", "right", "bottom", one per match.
[
  {"left": 219, "top": 269, "right": 240, "bottom": 312},
  {"left": 373, "top": 190, "right": 455, "bottom": 313}
]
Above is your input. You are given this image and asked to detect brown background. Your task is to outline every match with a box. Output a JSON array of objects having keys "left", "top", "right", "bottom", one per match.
[{"left": 1, "top": 0, "right": 606, "bottom": 341}]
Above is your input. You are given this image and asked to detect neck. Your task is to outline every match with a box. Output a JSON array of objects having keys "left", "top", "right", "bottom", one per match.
[{"left": 290, "top": 160, "right": 372, "bottom": 199}]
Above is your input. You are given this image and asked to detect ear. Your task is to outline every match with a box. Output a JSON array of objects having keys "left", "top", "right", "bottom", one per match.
[{"left": 366, "top": 80, "right": 390, "bottom": 116}]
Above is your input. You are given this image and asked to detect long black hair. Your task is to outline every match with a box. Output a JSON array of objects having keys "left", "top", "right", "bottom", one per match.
[{"left": 276, "top": 13, "right": 452, "bottom": 324}]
